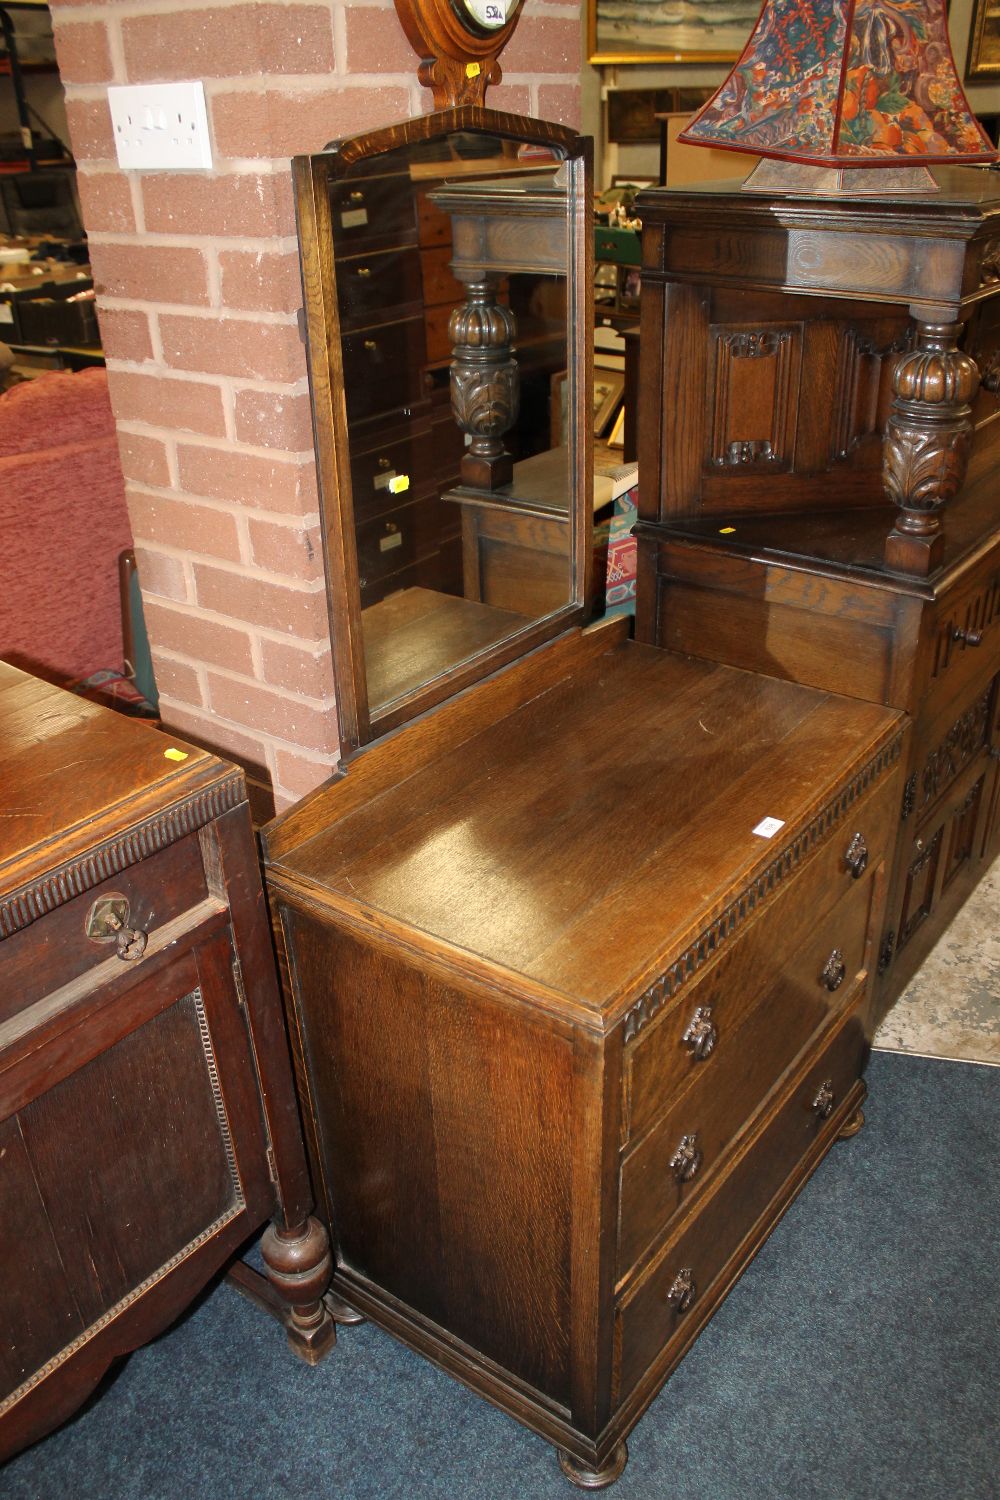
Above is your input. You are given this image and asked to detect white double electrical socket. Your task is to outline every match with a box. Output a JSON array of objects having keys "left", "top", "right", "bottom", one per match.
[{"left": 107, "top": 81, "right": 213, "bottom": 171}]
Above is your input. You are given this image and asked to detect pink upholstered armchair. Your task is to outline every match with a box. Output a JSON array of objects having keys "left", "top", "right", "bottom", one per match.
[{"left": 0, "top": 367, "right": 154, "bottom": 709}]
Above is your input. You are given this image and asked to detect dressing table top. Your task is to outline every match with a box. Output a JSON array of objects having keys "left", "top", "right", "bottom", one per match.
[{"left": 264, "top": 627, "right": 904, "bottom": 1026}]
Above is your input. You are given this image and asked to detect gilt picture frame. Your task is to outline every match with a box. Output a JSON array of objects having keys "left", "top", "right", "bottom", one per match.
[
  {"left": 966, "top": 0, "right": 1000, "bottom": 79},
  {"left": 588, "top": 0, "right": 759, "bottom": 65}
]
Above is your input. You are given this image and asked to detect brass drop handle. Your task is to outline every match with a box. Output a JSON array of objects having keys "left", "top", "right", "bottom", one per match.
[
  {"left": 844, "top": 832, "right": 869, "bottom": 879},
  {"left": 364, "top": 339, "right": 378, "bottom": 352},
  {"left": 952, "top": 627, "right": 983, "bottom": 646},
  {"left": 821, "top": 949, "right": 846, "bottom": 991},
  {"left": 349, "top": 190, "right": 364, "bottom": 203},
  {"left": 669, "top": 1133, "right": 703, "bottom": 1184},
  {"left": 681, "top": 1005, "right": 717, "bottom": 1061},
  {"left": 377, "top": 456, "right": 391, "bottom": 469},
  {"left": 106, "top": 908, "right": 148, "bottom": 962},
  {"left": 356, "top": 266, "right": 371, "bottom": 278},
  {"left": 666, "top": 1268, "right": 696, "bottom": 1314},
  {"left": 812, "top": 1079, "right": 836, "bottom": 1120}
]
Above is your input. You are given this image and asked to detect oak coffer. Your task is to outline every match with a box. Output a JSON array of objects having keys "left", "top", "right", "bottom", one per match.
[
  {"left": 263, "top": 623, "right": 906, "bottom": 1486},
  {"left": 0, "top": 664, "right": 334, "bottom": 1462}
]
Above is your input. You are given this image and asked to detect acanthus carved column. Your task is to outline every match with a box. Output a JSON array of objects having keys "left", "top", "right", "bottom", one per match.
[
  {"left": 882, "top": 320, "right": 980, "bottom": 576},
  {"left": 448, "top": 276, "right": 519, "bottom": 492}
]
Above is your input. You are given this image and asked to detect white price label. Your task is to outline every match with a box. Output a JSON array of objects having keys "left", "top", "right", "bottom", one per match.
[{"left": 752, "top": 816, "right": 785, "bottom": 840}]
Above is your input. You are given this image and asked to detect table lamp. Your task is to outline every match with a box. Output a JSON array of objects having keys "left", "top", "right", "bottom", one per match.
[{"left": 678, "top": 0, "right": 997, "bottom": 192}]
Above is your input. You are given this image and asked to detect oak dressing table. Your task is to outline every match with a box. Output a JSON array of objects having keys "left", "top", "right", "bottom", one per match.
[{"left": 259, "top": 4, "right": 908, "bottom": 1485}]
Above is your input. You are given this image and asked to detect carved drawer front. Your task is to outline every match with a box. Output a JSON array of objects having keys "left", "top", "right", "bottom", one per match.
[
  {"left": 336, "top": 244, "right": 424, "bottom": 330},
  {"left": 618, "top": 868, "right": 876, "bottom": 1282},
  {"left": 329, "top": 172, "right": 417, "bottom": 253},
  {"left": 342, "top": 317, "right": 429, "bottom": 424},
  {"left": 622, "top": 768, "right": 896, "bottom": 1146},
  {"left": 927, "top": 560, "right": 1000, "bottom": 706},
  {"left": 349, "top": 413, "right": 435, "bottom": 525},
  {"left": 0, "top": 832, "right": 210, "bottom": 1028},
  {"left": 903, "top": 673, "right": 998, "bottom": 829},
  {"left": 614, "top": 1000, "right": 868, "bottom": 1407}
]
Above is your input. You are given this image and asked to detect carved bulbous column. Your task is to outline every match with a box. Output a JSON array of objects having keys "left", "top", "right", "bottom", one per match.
[
  {"left": 883, "top": 321, "right": 980, "bottom": 576},
  {"left": 449, "top": 277, "right": 519, "bottom": 491}
]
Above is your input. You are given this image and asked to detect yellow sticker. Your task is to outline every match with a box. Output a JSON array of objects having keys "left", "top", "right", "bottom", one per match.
[
  {"left": 164, "top": 747, "right": 189, "bottom": 762},
  {"left": 466, "top": 61, "right": 481, "bottom": 77},
  {"left": 719, "top": 526, "right": 736, "bottom": 534},
  {"left": 388, "top": 474, "right": 410, "bottom": 494}
]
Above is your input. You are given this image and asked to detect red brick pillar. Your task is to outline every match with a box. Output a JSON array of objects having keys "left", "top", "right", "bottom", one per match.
[{"left": 49, "top": 0, "right": 582, "bottom": 813}]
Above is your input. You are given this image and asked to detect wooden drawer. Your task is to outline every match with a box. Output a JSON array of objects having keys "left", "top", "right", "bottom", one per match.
[
  {"left": 623, "top": 765, "right": 897, "bottom": 1145},
  {"left": 342, "top": 318, "right": 427, "bottom": 423},
  {"left": 329, "top": 173, "right": 416, "bottom": 252},
  {"left": 924, "top": 555, "right": 1000, "bottom": 718},
  {"left": 349, "top": 414, "right": 435, "bottom": 524},
  {"left": 337, "top": 244, "right": 424, "bottom": 331},
  {"left": 618, "top": 866, "right": 878, "bottom": 1280},
  {"left": 356, "top": 493, "right": 450, "bottom": 592},
  {"left": 358, "top": 543, "right": 462, "bottom": 610},
  {"left": 615, "top": 1000, "right": 868, "bottom": 1405},
  {"left": 0, "top": 832, "right": 208, "bottom": 1027}
]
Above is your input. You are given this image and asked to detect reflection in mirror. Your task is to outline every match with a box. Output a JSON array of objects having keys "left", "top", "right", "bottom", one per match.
[{"left": 295, "top": 113, "right": 591, "bottom": 750}]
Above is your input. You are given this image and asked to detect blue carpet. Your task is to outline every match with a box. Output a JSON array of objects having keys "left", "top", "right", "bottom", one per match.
[{"left": 5, "top": 1051, "right": 998, "bottom": 1499}]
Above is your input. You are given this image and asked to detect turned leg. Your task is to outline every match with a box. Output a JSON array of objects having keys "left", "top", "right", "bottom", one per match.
[
  {"left": 838, "top": 1104, "right": 866, "bottom": 1140},
  {"left": 261, "top": 1216, "right": 337, "bottom": 1364},
  {"left": 557, "top": 1440, "right": 629, "bottom": 1490},
  {"left": 882, "top": 319, "right": 979, "bottom": 577}
]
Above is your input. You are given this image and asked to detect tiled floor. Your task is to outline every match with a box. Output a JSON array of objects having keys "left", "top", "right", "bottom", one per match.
[{"left": 873, "top": 859, "right": 1000, "bottom": 1067}]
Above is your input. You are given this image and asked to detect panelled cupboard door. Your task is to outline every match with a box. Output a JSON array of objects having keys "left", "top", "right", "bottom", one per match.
[{"left": 0, "top": 925, "right": 273, "bottom": 1461}]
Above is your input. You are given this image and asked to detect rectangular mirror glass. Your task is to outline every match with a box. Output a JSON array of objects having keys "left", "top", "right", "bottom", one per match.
[{"left": 294, "top": 111, "right": 592, "bottom": 752}]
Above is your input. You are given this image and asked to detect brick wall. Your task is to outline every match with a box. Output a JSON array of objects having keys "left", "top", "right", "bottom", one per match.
[{"left": 48, "top": 0, "right": 583, "bottom": 813}]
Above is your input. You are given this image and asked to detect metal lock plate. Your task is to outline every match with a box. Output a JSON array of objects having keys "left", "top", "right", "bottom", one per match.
[{"left": 85, "top": 894, "right": 132, "bottom": 942}]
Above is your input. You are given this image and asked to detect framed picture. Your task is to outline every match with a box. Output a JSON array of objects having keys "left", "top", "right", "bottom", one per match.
[
  {"left": 607, "top": 89, "right": 714, "bottom": 144},
  {"left": 606, "top": 405, "right": 627, "bottom": 449},
  {"left": 588, "top": 0, "right": 759, "bottom": 64},
  {"left": 593, "top": 366, "right": 625, "bottom": 438},
  {"left": 966, "top": 0, "right": 1000, "bottom": 78}
]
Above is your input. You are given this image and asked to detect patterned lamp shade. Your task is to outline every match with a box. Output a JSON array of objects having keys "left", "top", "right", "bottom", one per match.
[{"left": 678, "top": 0, "right": 996, "bottom": 179}]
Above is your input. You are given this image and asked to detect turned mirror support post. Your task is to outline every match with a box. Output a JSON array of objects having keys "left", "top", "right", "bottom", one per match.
[
  {"left": 882, "top": 315, "right": 980, "bottom": 577},
  {"left": 449, "top": 274, "right": 520, "bottom": 491}
]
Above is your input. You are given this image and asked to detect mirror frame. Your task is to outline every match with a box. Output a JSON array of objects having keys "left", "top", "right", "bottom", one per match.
[{"left": 293, "top": 105, "right": 594, "bottom": 754}]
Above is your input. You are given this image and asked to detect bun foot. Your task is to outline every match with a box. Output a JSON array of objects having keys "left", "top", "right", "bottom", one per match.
[
  {"left": 325, "top": 1290, "right": 366, "bottom": 1326},
  {"left": 557, "top": 1441, "right": 628, "bottom": 1489},
  {"left": 838, "top": 1105, "right": 866, "bottom": 1140},
  {"left": 261, "top": 1216, "right": 336, "bottom": 1364}
]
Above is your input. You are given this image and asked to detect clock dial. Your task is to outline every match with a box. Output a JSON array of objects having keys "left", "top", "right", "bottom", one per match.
[{"left": 452, "top": 0, "right": 523, "bottom": 37}]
